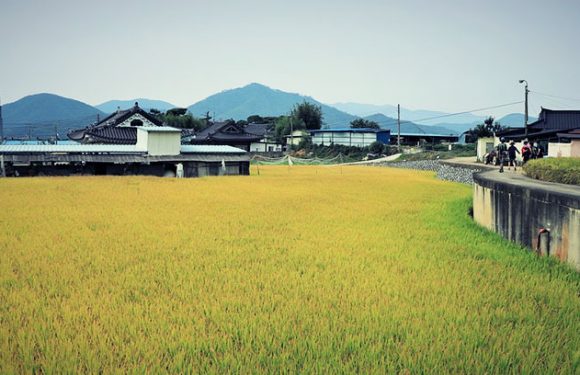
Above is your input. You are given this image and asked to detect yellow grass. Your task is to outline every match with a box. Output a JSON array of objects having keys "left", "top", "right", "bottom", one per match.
[{"left": 0, "top": 166, "right": 578, "bottom": 373}]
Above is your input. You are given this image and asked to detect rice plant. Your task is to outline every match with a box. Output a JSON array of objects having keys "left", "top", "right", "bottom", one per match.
[{"left": 0, "top": 166, "right": 578, "bottom": 373}]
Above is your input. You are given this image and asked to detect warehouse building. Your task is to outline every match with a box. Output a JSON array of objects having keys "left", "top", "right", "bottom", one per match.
[{"left": 310, "top": 128, "right": 391, "bottom": 147}]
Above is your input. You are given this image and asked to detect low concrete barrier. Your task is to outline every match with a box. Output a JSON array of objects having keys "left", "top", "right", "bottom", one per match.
[{"left": 473, "top": 170, "right": 580, "bottom": 270}]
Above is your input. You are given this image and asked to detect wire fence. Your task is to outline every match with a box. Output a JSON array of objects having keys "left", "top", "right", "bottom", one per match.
[{"left": 251, "top": 154, "right": 345, "bottom": 166}]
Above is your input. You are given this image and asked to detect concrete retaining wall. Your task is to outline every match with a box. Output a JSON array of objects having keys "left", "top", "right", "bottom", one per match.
[{"left": 473, "top": 171, "right": 580, "bottom": 270}]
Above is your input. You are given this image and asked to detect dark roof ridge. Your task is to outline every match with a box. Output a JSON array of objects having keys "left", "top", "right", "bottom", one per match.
[{"left": 541, "top": 107, "right": 580, "bottom": 113}]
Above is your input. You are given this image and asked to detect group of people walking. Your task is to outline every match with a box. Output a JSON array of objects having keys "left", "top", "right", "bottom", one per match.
[{"left": 496, "top": 137, "right": 544, "bottom": 173}]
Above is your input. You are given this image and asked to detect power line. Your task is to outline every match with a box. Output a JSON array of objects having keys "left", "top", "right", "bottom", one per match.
[
  {"left": 408, "top": 101, "right": 524, "bottom": 125},
  {"left": 329, "top": 100, "right": 524, "bottom": 130},
  {"left": 530, "top": 90, "right": 580, "bottom": 103},
  {"left": 534, "top": 95, "right": 576, "bottom": 110}
]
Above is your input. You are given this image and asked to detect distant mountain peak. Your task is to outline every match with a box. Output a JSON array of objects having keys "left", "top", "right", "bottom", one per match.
[
  {"left": 244, "top": 82, "right": 270, "bottom": 89},
  {"left": 188, "top": 84, "right": 355, "bottom": 126},
  {"left": 95, "top": 98, "right": 176, "bottom": 114}
]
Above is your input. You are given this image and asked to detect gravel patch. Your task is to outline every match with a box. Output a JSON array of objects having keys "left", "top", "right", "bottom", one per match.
[{"left": 381, "top": 160, "right": 481, "bottom": 185}]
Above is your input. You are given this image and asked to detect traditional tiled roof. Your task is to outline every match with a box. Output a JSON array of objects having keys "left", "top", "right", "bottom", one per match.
[
  {"left": 191, "top": 122, "right": 264, "bottom": 144},
  {"left": 499, "top": 108, "right": 580, "bottom": 140},
  {"left": 244, "top": 123, "right": 269, "bottom": 137},
  {"left": 94, "top": 103, "right": 163, "bottom": 128},
  {"left": 556, "top": 129, "right": 580, "bottom": 139},
  {"left": 68, "top": 102, "right": 164, "bottom": 144},
  {"left": 532, "top": 108, "right": 580, "bottom": 130},
  {"left": 83, "top": 127, "right": 137, "bottom": 144}
]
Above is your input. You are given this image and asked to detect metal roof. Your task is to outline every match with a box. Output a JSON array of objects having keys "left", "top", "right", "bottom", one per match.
[
  {"left": 0, "top": 144, "right": 146, "bottom": 153},
  {"left": 311, "top": 128, "right": 389, "bottom": 133},
  {"left": 137, "top": 126, "right": 181, "bottom": 132},
  {"left": 180, "top": 145, "right": 246, "bottom": 154},
  {"left": 2, "top": 140, "right": 80, "bottom": 145},
  {"left": 397, "top": 133, "right": 459, "bottom": 138},
  {"left": 535, "top": 108, "right": 580, "bottom": 130},
  {"left": 0, "top": 144, "right": 246, "bottom": 155}
]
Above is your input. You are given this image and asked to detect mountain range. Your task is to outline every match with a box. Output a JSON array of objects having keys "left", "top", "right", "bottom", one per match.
[
  {"left": 363, "top": 114, "right": 461, "bottom": 135},
  {"left": 332, "top": 102, "right": 486, "bottom": 125},
  {"left": 1, "top": 83, "right": 533, "bottom": 138}
]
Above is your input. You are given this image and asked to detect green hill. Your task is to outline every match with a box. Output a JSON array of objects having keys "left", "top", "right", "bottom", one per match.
[
  {"left": 187, "top": 83, "right": 356, "bottom": 127},
  {"left": 3, "top": 93, "right": 104, "bottom": 138}
]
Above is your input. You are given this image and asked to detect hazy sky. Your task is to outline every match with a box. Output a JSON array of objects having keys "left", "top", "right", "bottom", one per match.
[{"left": 2, "top": 0, "right": 580, "bottom": 116}]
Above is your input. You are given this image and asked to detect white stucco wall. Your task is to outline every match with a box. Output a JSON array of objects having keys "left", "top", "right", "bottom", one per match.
[
  {"left": 118, "top": 114, "right": 158, "bottom": 128},
  {"left": 548, "top": 142, "right": 572, "bottom": 158},
  {"left": 250, "top": 142, "right": 282, "bottom": 152},
  {"left": 572, "top": 139, "right": 580, "bottom": 157},
  {"left": 476, "top": 138, "right": 495, "bottom": 162},
  {"left": 136, "top": 128, "right": 181, "bottom": 156}
]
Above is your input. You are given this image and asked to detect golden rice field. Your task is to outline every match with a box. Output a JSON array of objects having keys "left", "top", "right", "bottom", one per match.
[{"left": 0, "top": 165, "right": 579, "bottom": 373}]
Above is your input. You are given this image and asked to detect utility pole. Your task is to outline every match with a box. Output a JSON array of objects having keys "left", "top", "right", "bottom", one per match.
[
  {"left": 0, "top": 97, "right": 4, "bottom": 144},
  {"left": 397, "top": 104, "right": 401, "bottom": 151},
  {"left": 519, "top": 80, "right": 529, "bottom": 138},
  {"left": 289, "top": 116, "right": 294, "bottom": 154},
  {"left": 0, "top": 154, "right": 5, "bottom": 178}
]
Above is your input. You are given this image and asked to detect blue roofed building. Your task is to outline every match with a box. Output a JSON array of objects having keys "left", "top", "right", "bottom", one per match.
[{"left": 310, "top": 128, "right": 390, "bottom": 147}]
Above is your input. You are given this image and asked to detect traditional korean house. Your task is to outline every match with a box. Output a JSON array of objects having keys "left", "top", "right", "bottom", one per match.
[
  {"left": 68, "top": 102, "right": 165, "bottom": 144},
  {"left": 498, "top": 108, "right": 580, "bottom": 157},
  {"left": 189, "top": 121, "right": 264, "bottom": 151},
  {"left": 499, "top": 108, "right": 580, "bottom": 143}
]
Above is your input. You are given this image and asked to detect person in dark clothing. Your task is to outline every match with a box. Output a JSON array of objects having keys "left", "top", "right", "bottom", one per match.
[
  {"left": 507, "top": 140, "right": 520, "bottom": 171},
  {"left": 533, "top": 142, "right": 544, "bottom": 159},
  {"left": 485, "top": 149, "right": 497, "bottom": 165},
  {"left": 497, "top": 137, "right": 508, "bottom": 173}
]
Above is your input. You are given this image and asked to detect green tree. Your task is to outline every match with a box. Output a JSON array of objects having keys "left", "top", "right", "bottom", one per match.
[
  {"left": 297, "top": 135, "right": 313, "bottom": 150},
  {"left": 274, "top": 116, "right": 305, "bottom": 144},
  {"left": 467, "top": 116, "right": 505, "bottom": 140},
  {"left": 161, "top": 108, "right": 205, "bottom": 130},
  {"left": 291, "top": 102, "right": 323, "bottom": 130},
  {"left": 166, "top": 108, "right": 188, "bottom": 117},
  {"left": 247, "top": 115, "right": 264, "bottom": 123},
  {"left": 350, "top": 118, "right": 380, "bottom": 129}
]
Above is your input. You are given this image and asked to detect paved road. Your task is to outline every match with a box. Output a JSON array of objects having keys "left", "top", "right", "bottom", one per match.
[
  {"left": 444, "top": 156, "right": 525, "bottom": 174},
  {"left": 476, "top": 168, "right": 580, "bottom": 197},
  {"left": 343, "top": 153, "right": 402, "bottom": 165}
]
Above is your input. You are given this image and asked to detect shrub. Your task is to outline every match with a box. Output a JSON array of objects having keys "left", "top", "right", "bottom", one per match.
[
  {"left": 523, "top": 157, "right": 580, "bottom": 185},
  {"left": 368, "top": 141, "right": 385, "bottom": 154}
]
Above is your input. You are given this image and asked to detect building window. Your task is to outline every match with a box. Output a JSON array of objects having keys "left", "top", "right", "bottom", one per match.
[{"left": 130, "top": 119, "right": 144, "bottom": 127}]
